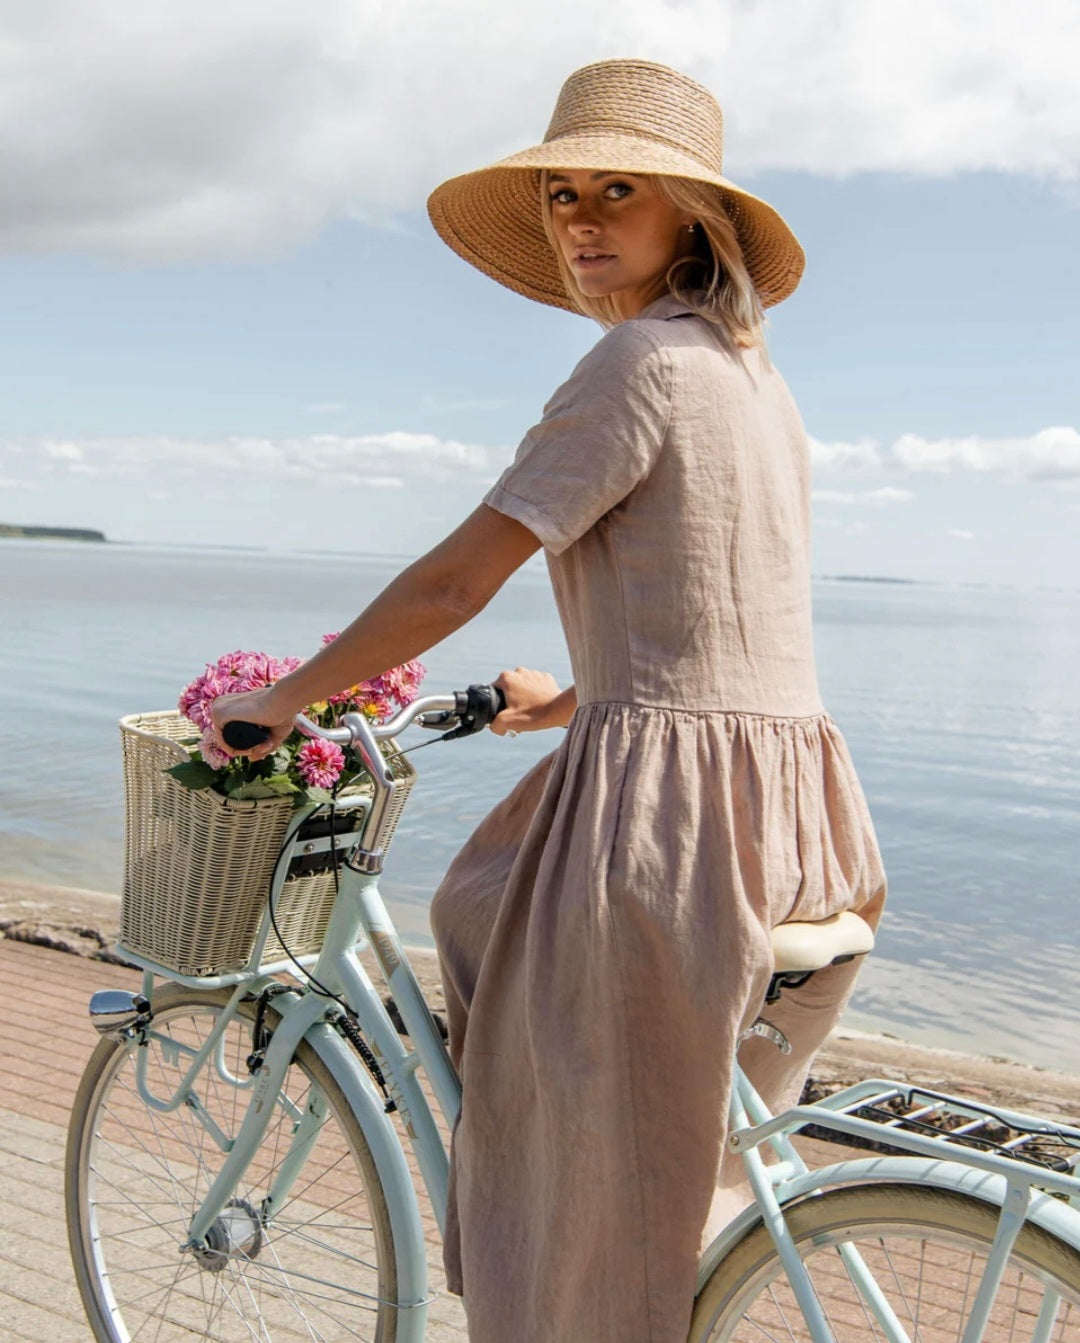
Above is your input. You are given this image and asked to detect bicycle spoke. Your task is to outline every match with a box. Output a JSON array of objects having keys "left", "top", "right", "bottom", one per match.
[
  {"left": 694, "top": 1186, "right": 1080, "bottom": 1343},
  {"left": 71, "top": 996, "right": 393, "bottom": 1342}
]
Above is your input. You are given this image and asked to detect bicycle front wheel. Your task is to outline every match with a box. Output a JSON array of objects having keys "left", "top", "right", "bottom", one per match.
[
  {"left": 66, "top": 985, "right": 399, "bottom": 1342},
  {"left": 689, "top": 1182, "right": 1080, "bottom": 1341}
]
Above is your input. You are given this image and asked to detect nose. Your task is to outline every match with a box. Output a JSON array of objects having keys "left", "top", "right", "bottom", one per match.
[{"left": 566, "top": 198, "right": 601, "bottom": 236}]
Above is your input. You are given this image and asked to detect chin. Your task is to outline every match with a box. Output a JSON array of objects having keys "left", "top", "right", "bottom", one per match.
[{"left": 575, "top": 278, "right": 621, "bottom": 299}]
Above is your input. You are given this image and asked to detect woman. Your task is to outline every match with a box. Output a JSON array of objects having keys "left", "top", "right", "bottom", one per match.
[{"left": 214, "top": 59, "right": 886, "bottom": 1343}]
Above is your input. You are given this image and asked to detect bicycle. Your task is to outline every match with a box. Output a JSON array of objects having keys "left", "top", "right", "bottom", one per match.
[{"left": 66, "top": 687, "right": 1080, "bottom": 1341}]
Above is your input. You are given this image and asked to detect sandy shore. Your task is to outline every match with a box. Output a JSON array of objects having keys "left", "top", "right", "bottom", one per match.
[{"left": 3, "top": 877, "right": 1077, "bottom": 1123}]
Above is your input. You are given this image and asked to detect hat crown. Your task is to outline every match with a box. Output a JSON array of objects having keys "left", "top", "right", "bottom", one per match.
[{"left": 544, "top": 60, "right": 725, "bottom": 174}]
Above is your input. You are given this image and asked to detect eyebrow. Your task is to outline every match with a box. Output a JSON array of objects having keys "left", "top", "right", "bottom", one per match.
[{"left": 546, "top": 171, "right": 637, "bottom": 183}]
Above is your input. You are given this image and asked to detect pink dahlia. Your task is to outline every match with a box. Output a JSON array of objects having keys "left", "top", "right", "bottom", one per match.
[
  {"left": 198, "top": 731, "right": 233, "bottom": 771},
  {"left": 297, "top": 738, "right": 345, "bottom": 789},
  {"left": 178, "top": 649, "right": 306, "bottom": 732}
]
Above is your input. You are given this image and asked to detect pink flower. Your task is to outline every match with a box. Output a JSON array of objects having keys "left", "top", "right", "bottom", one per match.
[
  {"left": 308, "top": 640, "right": 425, "bottom": 719},
  {"left": 178, "top": 650, "right": 306, "bottom": 731},
  {"left": 297, "top": 738, "right": 345, "bottom": 789},
  {"left": 198, "top": 731, "right": 232, "bottom": 771},
  {"left": 386, "top": 659, "right": 426, "bottom": 704}
]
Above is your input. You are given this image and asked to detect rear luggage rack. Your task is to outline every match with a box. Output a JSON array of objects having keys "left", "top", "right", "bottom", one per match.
[{"left": 801, "top": 1081, "right": 1080, "bottom": 1177}]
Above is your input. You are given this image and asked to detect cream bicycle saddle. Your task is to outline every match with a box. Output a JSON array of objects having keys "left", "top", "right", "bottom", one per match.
[{"left": 770, "top": 910, "right": 875, "bottom": 974}]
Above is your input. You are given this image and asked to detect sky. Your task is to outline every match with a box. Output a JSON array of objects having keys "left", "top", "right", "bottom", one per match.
[{"left": 0, "top": 0, "right": 1077, "bottom": 587}]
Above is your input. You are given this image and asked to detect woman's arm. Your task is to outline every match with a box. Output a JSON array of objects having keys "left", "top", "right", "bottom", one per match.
[{"left": 211, "top": 503, "right": 541, "bottom": 758}]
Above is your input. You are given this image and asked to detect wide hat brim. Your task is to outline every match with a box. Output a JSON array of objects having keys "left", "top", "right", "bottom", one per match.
[{"left": 427, "top": 131, "right": 806, "bottom": 313}]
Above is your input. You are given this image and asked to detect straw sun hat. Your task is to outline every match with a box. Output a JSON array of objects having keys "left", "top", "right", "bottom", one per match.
[{"left": 427, "top": 59, "right": 805, "bottom": 313}]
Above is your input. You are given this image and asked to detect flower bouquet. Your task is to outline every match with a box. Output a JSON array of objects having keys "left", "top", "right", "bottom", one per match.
[
  {"left": 116, "top": 639, "right": 425, "bottom": 978},
  {"left": 167, "top": 636, "right": 426, "bottom": 807}
]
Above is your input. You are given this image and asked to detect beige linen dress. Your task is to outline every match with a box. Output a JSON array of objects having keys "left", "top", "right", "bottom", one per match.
[{"left": 430, "top": 294, "right": 886, "bottom": 1343}]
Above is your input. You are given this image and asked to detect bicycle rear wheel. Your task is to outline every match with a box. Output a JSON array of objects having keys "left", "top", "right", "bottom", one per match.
[
  {"left": 66, "top": 985, "right": 398, "bottom": 1343},
  {"left": 689, "top": 1182, "right": 1080, "bottom": 1341}
]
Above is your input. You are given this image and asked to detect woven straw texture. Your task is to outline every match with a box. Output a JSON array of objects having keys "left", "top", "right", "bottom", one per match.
[
  {"left": 428, "top": 59, "right": 805, "bottom": 312},
  {"left": 119, "top": 712, "right": 411, "bottom": 978}
]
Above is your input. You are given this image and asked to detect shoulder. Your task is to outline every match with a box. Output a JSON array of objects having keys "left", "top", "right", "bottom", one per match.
[
  {"left": 543, "top": 318, "right": 673, "bottom": 427},
  {"left": 576, "top": 316, "right": 669, "bottom": 380}
]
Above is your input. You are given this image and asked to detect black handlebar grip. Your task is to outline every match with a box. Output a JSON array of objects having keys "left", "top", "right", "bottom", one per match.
[
  {"left": 443, "top": 683, "right": 506, "bottom": 739},
  {"left": 222, "top": 720, "right": 272, "bottom": 751}
]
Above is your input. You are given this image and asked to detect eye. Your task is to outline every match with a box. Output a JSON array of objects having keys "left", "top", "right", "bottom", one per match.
[
  {"left": 603, "top": 181, "right": 633, "bottom": 200},
  {"left": 549, "top": 188, "right": 576, "bottom": 205}
]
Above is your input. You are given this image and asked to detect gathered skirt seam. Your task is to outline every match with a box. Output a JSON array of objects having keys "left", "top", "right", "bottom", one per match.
[{"left": 575, "top": 700, "right": 831, "bottom": 724}]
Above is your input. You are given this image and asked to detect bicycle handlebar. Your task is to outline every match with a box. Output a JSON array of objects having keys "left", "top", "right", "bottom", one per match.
[{"left": 220, "top": 683, "right": 507, "bottom": 754}]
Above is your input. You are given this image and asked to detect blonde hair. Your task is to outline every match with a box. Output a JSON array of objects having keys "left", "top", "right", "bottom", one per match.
[{"left": 540, "top": 172, "right": 766, "bottom": 350}]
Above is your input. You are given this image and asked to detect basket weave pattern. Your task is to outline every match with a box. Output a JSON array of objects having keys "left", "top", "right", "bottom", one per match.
[{"left": 119, "top": 711, "right": 401, "bottom": 978}]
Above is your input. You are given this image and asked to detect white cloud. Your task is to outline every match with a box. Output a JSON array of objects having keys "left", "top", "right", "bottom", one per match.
[
  {"left": 892, "top": 427, "right": 1080, "bottom": 480},
  {"left": 812, "top": 426, "right": 1080, "bottom": 483},
  {"left": 865, "top": 486, "right": 916, "bottom": 505},
  {"left": 0, "top": 1, "right": 1077, "bottom": 259},
  {"left": 949, "top": 528, "right": 976, "bottom": 540},
  {"left": 44, "top": 441, "right": 84, "bottom": 461},
  {"left": 812, "top": 485, "right": 915, "bottom": 506},
  {"left": 1, "top": 431, "right": 509, "bottom": 490},
  {"left": 809, "top": 438, "right": 884, "bottom": 473}
]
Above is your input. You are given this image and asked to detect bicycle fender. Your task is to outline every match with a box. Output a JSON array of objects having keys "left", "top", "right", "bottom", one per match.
[
  {"left": 695, "top": 1155, "right": 1080, "bottom": 1293},
  {"left": 303, "top": 1019, "right": 432, "bottom": 1343}
]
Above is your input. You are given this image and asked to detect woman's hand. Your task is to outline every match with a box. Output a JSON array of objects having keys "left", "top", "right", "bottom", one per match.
[
  {"left": 210, "top": 685, "right": 297, "bottom": 762},
  {"left": 491, "top": 668, "right": 577, "bottom": 735}
]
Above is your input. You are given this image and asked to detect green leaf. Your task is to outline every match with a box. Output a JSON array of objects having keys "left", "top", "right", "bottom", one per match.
[
  {"left": 226, "top": 780, "right": 278, "bottom": 800},
  {"left": 225, "top": 773, "right": 301, "bottom": 801},
  {"left": 164, "top": 759, "right": 220, "bottom": 791}
]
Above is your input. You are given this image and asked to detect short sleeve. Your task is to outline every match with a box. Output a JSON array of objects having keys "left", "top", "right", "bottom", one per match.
[{"left": 484, "top": 322, "right": 673, "bottom": 555}]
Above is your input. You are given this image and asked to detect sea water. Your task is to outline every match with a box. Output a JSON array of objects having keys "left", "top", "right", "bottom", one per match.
[{"left": 2, "top": 539, "right": 1078, "bottom": 1069}]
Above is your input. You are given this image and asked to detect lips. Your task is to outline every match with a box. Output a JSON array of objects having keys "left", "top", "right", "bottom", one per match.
[{"left": 572, "top": 250, "right": 616, "bottom": 269}]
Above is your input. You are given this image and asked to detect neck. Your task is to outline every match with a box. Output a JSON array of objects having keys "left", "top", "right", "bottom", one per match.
[{"left": 610, "top": 276, "right": 670, "bottom": 322}]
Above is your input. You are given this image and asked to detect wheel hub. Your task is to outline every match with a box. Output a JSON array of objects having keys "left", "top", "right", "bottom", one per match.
[{"left": 191, "top": 1198, "right": 264, "bottom": 1273}]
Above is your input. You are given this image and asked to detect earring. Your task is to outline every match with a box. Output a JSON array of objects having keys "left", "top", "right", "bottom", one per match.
[{"left": 686, "top": 223, "right": 696, "bottom": 233}]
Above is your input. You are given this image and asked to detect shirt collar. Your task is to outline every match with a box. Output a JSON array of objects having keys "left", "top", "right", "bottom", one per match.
[{"left": 636, "top": 293, "right": 698, "bottom": 322}]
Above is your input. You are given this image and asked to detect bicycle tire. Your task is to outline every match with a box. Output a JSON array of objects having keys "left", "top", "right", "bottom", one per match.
[
  {"left": 688, "top": 1181, "right": 1080, "bottom": 1341},
  {"left": 66, "top": 984, "right": 399, "bottom": 1343}
]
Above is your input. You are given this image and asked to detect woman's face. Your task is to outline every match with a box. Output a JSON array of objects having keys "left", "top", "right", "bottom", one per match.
[{"left": 546, "top": 170, "right": 695, "bottom": 319}]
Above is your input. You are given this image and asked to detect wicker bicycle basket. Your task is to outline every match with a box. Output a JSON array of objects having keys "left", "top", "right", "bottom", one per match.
[{"left": 118, "top": 711, "right": 415, "bottom": 978}]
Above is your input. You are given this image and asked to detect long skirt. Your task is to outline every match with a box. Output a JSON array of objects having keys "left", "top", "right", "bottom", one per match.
[{"left": 430, "top": 706, "right": 887, "bottom": 1343}]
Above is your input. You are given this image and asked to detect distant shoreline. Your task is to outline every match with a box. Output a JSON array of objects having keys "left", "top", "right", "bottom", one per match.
[
  {"left": 2, "top": 535, "right": 1076, "bottom": 596},
  {"left": 0, "top": 523, "right": 106, "bottom": 542},
  {"left": 817, "top": 573, "right": 922, "bottom": 586}
]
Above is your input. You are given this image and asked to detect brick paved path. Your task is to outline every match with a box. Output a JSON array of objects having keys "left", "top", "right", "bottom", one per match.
[{"left": 0, "top": 938, "right": 467, "bottom": 1342}]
